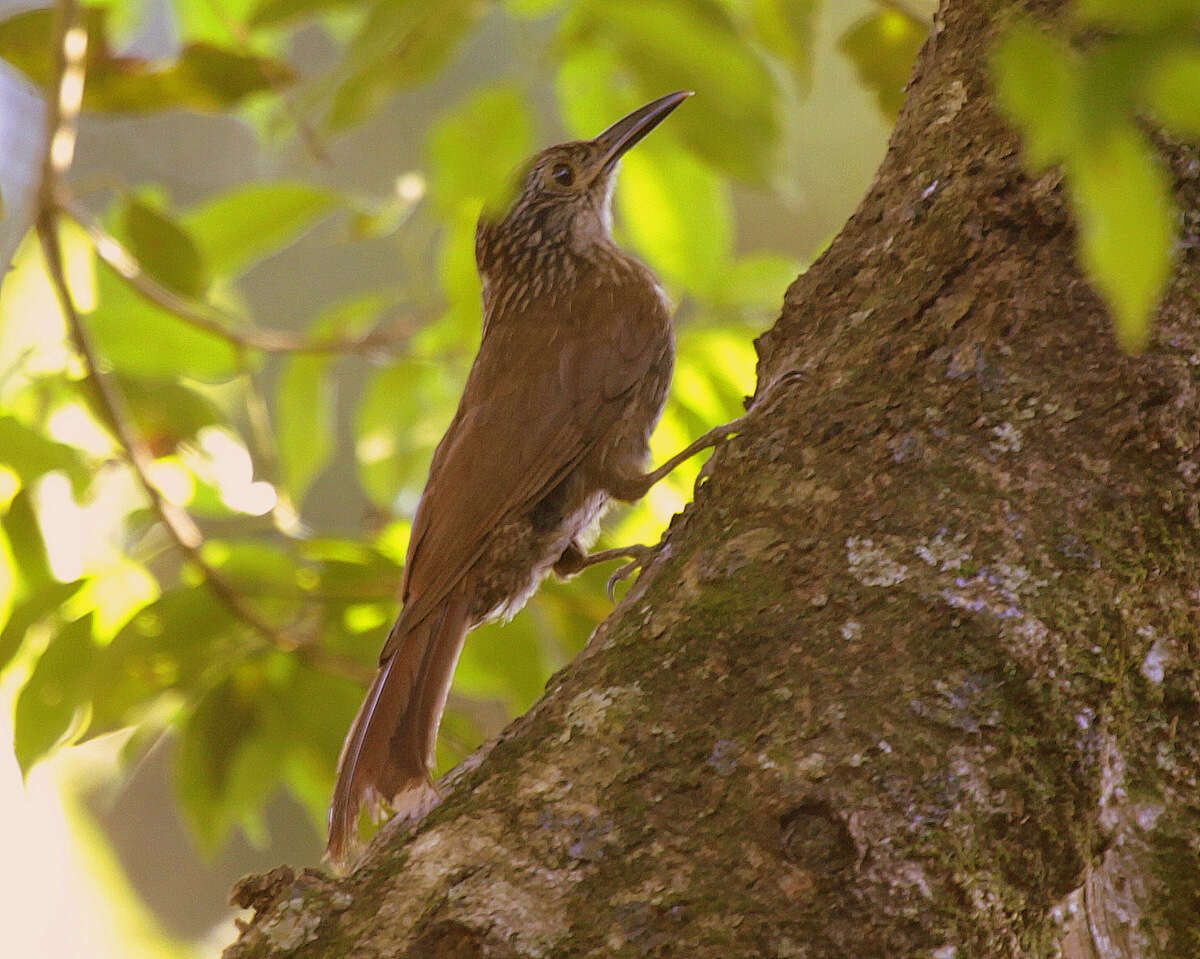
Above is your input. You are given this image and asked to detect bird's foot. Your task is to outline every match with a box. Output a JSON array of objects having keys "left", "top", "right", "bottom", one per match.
[
  {"left": 608, "top": 414, "right": 751, "bottom": 502},
  {"left": 604, "top": 545, "right": 655, "bottom": 601},
  {"left": 565, "top": 543, "right": 656, "bottom": 600}
]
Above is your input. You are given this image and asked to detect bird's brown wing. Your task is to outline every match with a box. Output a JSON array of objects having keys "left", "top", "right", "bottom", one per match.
[{"left": 384, "top": 273, "right": 669, "bottom": 653}]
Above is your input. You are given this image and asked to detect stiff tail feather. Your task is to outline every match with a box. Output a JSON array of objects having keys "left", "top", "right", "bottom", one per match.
[{"left": 326, "top": 593, "right": 471, "bottom": 868}]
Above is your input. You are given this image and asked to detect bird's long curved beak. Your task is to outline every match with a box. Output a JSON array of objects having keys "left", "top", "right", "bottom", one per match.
[{"left": 592, "top": 91, "right": 693, "bottom": 177}]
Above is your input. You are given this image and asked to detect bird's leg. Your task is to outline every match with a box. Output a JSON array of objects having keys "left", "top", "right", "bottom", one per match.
[
  {"left": 557, "top": 543, "right": 656, "bottom": 600},
  {"left": 606, "top": 414, "right": 751, "bottom": 503},
  {"left": 555, "top": 414, "right": 752, "bottom": 598}
]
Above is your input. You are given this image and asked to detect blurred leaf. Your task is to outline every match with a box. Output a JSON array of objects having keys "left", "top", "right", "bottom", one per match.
[
  {"left": 122, "top": 199, "right": 210, "bottom": 299},
  {"left": 0, "top": 579, "right": 83, "bottom": 677},
  {"left": 250, "top": 0, "right": 360, "bottom": 27},
  {"left": 432, "top": 207, "right": 485, "bottom": 341},
  {"left": 1148, "top": 46, "right": 1200, "bottom": 137},
  {"left": 716, "top": 252, "right": 802, "bottom": 311},
  {"left": 84, "top": 589, "right": 238, "bottom": 741},
  {"left": 182, "top": 181, "right": 339, "bottom": 277},
  {"left": 751, "top": 0, "right": 817, "bottom": 89},
  {"left": 561, "top": 0, "right": 783, "bottom": 183},
  {"left": 0, "top": 489, "right": 55, "bottom": 590},
  {"left": 14, "top": 613, "right": 96, "bottom": 775},
  {"left": 173, "top": 0, "right": 273, "bottom": 47},
  {"left": 1070, "top": 123, "right": 1173, "bottom": 352},
  {"left": 0, "top": 7, "right": 292, "bottom": 113},
  {"left": 1075, "top": 0, "right": 1200, "bottom": 30},
  {"left": 328, "top": 0, "right": 487, "bottom": 129},
  {"left": 88, "top": 260, "right": 242, "bottom": 381},
  {"left": 616, "top": 143, "right": 733, "bottom": 294},
  {"left": 556, "top": 43, "right": 626, "bottom": 137},
  {"left": 202, "top": 539, "right": 302, "bottom": 595},
  {"left": 0, "top": 416, "right": 89, "bottom": 493},
  {"left": 455, "top": 611, "right": 547, "bottom": 711},
  {"left": 277, "top": 294, "right": 384, "bottom": 501},
  {"left": 428, "top": 85, "right": 536, "bottom": 214},
  {"left": 1077, "top": 38, "right": 1154, "bottom": 138},
  {"left": 992, "top": 23, "right": 1080, "bottom": 168},
  {"left": 116, "top": 376, "right": 224, "bottom": 457},
  {"left": 276, "top": 666, "right": 363, "bottom": 829},
  {"left": 356, "top": 359, "right": 458, "bottom": 510},
  {"left": 175, "top": 674, "right": 261, "bottom": 851},
  {"left": 505, "top": 0, "right": 567, "bottom": 18},
  {"left": 838, "top": 9, "right": 927, "bottom": 119}
]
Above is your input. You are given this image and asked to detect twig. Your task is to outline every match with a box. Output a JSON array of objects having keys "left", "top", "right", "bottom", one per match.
[
  {"left": 34, "top": 0, "right": 371, "bottom": 688},
  {"left": 62, "top": 198, "right": 422, "bottom": 355}
]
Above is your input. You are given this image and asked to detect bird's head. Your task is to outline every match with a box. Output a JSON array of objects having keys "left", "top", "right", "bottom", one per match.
[{"left": 476, "top": 91, "right": 691, "bottom": 277}]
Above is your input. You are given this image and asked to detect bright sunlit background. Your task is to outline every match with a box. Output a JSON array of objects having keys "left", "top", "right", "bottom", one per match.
[{"left": 0, "top": 0, "right": 942, "bottom": 953}]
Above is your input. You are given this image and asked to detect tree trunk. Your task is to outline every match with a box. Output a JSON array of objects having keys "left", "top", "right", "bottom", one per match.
[{"left": 223, "top": 0, "right": 1200, "bottom": 955}]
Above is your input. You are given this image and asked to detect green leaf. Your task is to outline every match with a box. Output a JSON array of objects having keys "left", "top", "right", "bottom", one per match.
[
  {"left": 173, "top": 0, "right": 273, "bottom": 46},
  {"left": 1075, "top": 0, "right": 1200, "bottom": 30},
  {"left": 1069, "top": 124, "right": 1174, "bottom": 352},
  {"left": 616, "top": 142, "right": 734, "bottom": 295},
  {"left": 182, "top": 181, "right": 339, "bottom": 277},
  {"left": 175, "top": 675, "right": 261, "bottom": 851},
  {"left": 116, "top": 376, "right": 225, "bottom": 457},
  {"left": 434, "top": 207, "right": 485, "bottom": 339},
  {"left": 13, "top": 614, "right": 96, "bottom": 775},
  {"left": 122, "top": 199, "right": 210, "bottom": 299},
  {"left": 560, "top": 0, "right": 783, "bottom": 183},
  {"left": 0, "top": 489, "right": 55, "bottom": 592},
  {"left": 0, "top": 579, "right": 84, "bottom": 677},
  {"left": 1148, "top": 46, "right": 1200, "bottom": 137},
  {"left": 428, "top": 85, "right": 536, "bottom": 214},
  {"left": 328, "top": 0, "right": 486, "bottom": 130},
  {"left": 88, "top": 259, "right": 242, "bottom": 382},
  {"left": 275, "top": 666, "right": 364, "bottom": 830},
  {"left": 838, "top": 9, "right": 927, "bottom": 119},
  {"left": 356, "top": 360, "right": 459, "bottom": 510},
  {"left": 277, "top": 295, "right": 383, "bottom": 501},
  {"left": 505, "top": 0, "right": 567, "bottom": 19},
  {"left": 202, "top": 539, "right": 302, "bottom": 595},
  {"left": 1077, "top": 37, "right": 1155, "bottom": 138},
  {"left": 0, "top": 8, "right": 292, "bottom": 113},
  {"left": 455, "top": 611, "right": 546, "bottom": 712},
  {"left": 751, "top": 0, "right": 818, "bottom": 89},
  {"left": 277, "top": 356, "right": 332, "bottom": 501},
  {"left": 992, "top": 23, "right": 1080, "bottom": 168},
  {"left": 0, "top": 416, "right": 90, "bottom": 494},
  {"left": 715, "top": 252, "right": 802, "bottom": 311},
  {"left": 83, "top": 589, "right": 238, "bottom": 741},
  {"left": 250, "top": 0, "right": 359, "bottom": 28}
]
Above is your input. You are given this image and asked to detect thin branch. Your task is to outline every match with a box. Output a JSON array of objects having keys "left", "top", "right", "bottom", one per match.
[
  {"left": 34, "top": 0, "right": 371, "bottom": 688},
  {"left": 60, "top": 198, "right": 425, "bottom": 355}
]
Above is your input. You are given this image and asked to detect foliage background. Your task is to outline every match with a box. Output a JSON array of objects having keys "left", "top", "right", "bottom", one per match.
[{"left": 5, "top": 0, "right": 1197, "bottom": 954}]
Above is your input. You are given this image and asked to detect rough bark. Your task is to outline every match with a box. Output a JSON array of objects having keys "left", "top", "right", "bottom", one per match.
[{"left": 224, "top": 0, "right": 1200, "bottom": 955}]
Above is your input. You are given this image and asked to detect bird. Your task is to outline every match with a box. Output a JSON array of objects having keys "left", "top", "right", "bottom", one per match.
[{"left": 327, "top": 91, "right": 746, "bottom": 867}]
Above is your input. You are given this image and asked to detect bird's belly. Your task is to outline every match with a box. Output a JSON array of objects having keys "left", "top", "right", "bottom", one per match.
[{"left": 469, "top": 485, "right": 607, "bottom": 624}]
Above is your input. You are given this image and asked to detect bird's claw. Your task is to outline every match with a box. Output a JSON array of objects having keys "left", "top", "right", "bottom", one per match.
[{"left": 606, "top": 545, "right": 655, "bottom": 601}]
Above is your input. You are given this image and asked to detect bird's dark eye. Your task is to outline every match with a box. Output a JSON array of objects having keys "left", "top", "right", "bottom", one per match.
[{"left": 550, "top": 162, "right": 574, "bottom": 187}]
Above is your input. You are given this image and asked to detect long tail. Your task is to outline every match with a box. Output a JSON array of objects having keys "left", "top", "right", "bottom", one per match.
[{"left": 326, "top": 592, "right": 471, "bottom": 868}]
